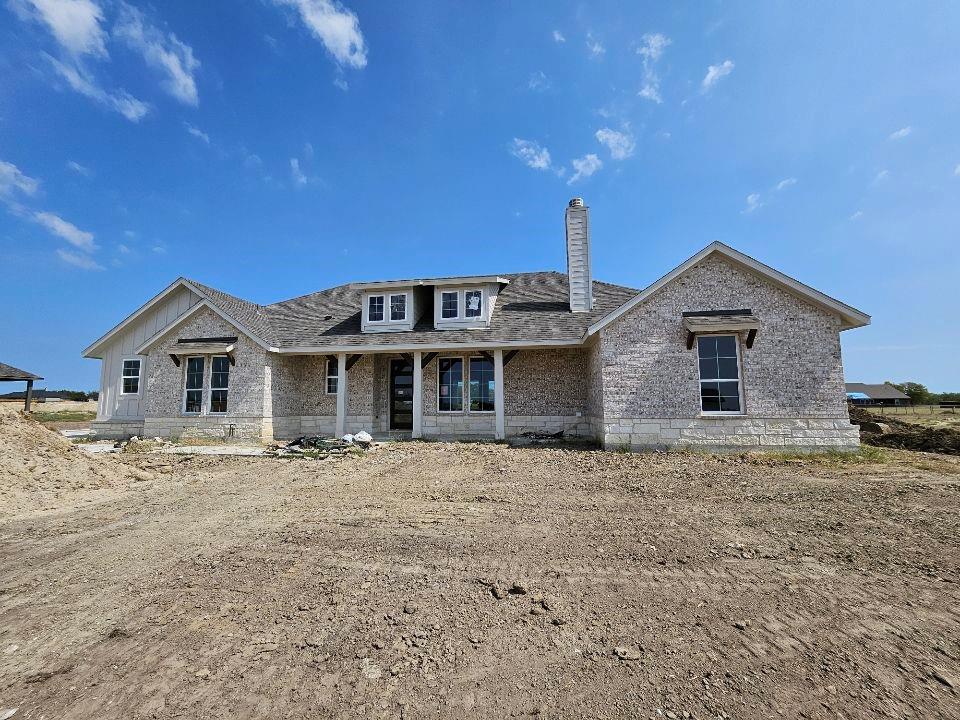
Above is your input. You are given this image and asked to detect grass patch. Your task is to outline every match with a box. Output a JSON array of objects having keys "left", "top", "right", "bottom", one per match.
[
  {"left": 31, "top": 410, "right": 97, "bottom": 423},
  {"left": 754, "top": 445, "right": 888, "bottom": 465}
]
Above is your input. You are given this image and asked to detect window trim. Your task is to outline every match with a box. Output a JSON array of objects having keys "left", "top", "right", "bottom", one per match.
[
  {"left": 182, "top": 355, "right": 205, "bottom": 416},
  {"left": 325, "top": 357, "right": 338, "bottom": 395},
  {"left": 120, "top": 357, "right": 142, "bottom": 396},
  {"left": 436, "top": 356, "right": 464, "bottom": 413},
  {"left": 208, "top": 354, "right": 230, "bottom": 415},
  {"left": 695, "top": 333, "right": 745, "bottom": 416},
  {"left": 467, "top": 355, "right": 495, "bottom": 414},
  {"left": 367, "top": 294, "right": 385, "bottom": 323},
  {"left": 389, "top": 293, "right": 407, "bottom": 321},
  {"left": 440, "top": 290, "right": 459, "bottom": 319}
]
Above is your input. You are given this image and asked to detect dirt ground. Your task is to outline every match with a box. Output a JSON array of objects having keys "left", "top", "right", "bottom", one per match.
[{"left": 1, "top": 415, "right": 959, "bottom": 719}]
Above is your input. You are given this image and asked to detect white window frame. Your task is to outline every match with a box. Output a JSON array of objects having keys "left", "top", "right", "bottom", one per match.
[
  {"left": 367, "top": 295, "right": 385, "bottom": 323},
  {"left": 120, "top": 357, "right": 142, "bottom": 396},
  {"left": 440, "top": 290, "right": 459, "bottom": 319},
  {"left": 389, "top": 293, "right": 407, "bottom": 321},
  {"left": 437, "top": 356, "right": 464, "bottom": 413},
  {"left": 326, "top": 357, "right": 338, "bottom": 395},
  {"left": 182, "top": 355, "right": 205, "bottom": 415},
  {"left": 695, "top": 333, "right": 745, "bottom": 416},
  {"left": 208, "top": 355, "right": 230, "bottom": 415},
  {"left": 468, "top": 356, "right": 495, "bottom": 414},
  {"left": 464, "top": 289, "right": 483, "bottom": 319}
]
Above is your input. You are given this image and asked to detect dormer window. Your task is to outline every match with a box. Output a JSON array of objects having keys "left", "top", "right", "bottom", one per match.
[
  {"left": 465, "top": 290, "right": 482, "bottom": 318},
  {"left": 441, "top": 291, "right": 458, "bottom": 319},
  {"left": 368, "top": 295, "right": 384, "bottom": 322},
  {"left": 390, "top": 294, "right": 407, "bottom": 321}
]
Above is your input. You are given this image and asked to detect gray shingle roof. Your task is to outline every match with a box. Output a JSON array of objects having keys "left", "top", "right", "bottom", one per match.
[
  {"left": 186, "top": 272, "right": 638, "bottom": 349},
  {"left": 844, "top": 383, "right": 911, "bottom": 400},
  {"left": 0, "top": 362, "right": 43, "bottom": 381}
]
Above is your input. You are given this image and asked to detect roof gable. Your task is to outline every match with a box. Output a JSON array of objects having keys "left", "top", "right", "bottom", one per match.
[{"left": 585, "top": 242, "right": 870, "bottom": 338}]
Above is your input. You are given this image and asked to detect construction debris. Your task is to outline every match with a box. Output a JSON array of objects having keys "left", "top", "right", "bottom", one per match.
[{"left": 268, "top": 431, "right": 375, "bottom": 459}]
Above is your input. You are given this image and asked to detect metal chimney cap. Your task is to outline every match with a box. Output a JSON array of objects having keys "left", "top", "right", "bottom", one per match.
[{"left": 568, "top": 197, "right": 584, "bottom": 208}]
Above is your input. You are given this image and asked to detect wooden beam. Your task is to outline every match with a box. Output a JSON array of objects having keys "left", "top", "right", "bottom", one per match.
[
  {"left": 421, "top": 352, "right": 438, "bottom": 369},
  {"left": 169, "top": 354, "right": 181, "bottom": 367},
  {"left": 686, "top": 331, "right": 696, "bottom": 350},
  {"left": 745, "top": 328, "right": 757, "bottom": 349},
  {"left": 479, "top": 350, "right": 494, "bottom": 363},
  {"left": 502, "top": 350, "right": 519, "bottom": 367},
  {"left": 227, "top": 352, "right": 236, "bottom": 366},
  {"left": 345, "top": 354, "right": 362, "bottom": 371},
  {"left": 24, "top": 379, "right": 33, "bottom": 413},
  {"left": 400, "top": 353, "right": 413, "bottom": 363}
]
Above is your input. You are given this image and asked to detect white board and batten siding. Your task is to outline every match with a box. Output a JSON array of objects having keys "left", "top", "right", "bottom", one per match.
[
  {"left": 97, "top": 286, "right": 201, "bottom": 421},
  {"left": 564, "top": 200, "right": 593, "bottom": 312}
]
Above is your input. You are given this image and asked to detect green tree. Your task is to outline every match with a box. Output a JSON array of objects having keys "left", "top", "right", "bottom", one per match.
[{"left": 887, "top": 381, "right": 931, "bottom": 405}]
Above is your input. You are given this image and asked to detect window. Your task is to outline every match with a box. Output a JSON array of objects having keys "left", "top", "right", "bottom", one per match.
[
  {"left": 465, "top": 290, "right": 482, "bottom": 318},
  {"left": 368, "top": 295, "right": 384, "bottom": 322},
  {"left": 121, "top": 358, "right": 141, "bottom": 395},
  {"left": 209, "top": 356, "right": 230, "bottom": 413},
  {"left": 326, "top": 357, "right": 338, "bottom": 394},
  {"left": 469, "top": 357, "right": 494, "bottom": 412},
  {"left": 697, "top": 335, "right": 742, "bottom": 413},
  {"left": 438, "top": 358, "right": 463, "bottom": 412},
  {"left": 441, "top": 291, "right": 458, "bottom": 319},
  {"left": 184, "top": 356, "right": 204, "bottom": 414},
  {"left": 390, "top": 293, "right": 407, "bottom": 321}
]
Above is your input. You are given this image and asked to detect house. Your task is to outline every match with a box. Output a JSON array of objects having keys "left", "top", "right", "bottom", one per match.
[
  {"left": 845, "top": 383, "right": 911, "bottom": 406},
  {"left": 83, "top": 198, "right": 870, "bottom": 451}
]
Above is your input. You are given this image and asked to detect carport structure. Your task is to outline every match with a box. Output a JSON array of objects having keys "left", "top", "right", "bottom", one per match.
[{"left": 0, "top": 361, "right": 43, "bottom": 411}]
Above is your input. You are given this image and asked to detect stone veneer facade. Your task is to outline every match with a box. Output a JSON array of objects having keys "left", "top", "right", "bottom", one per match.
[{"left": 91, "top": 254, "right": 859, "bottom": 452}]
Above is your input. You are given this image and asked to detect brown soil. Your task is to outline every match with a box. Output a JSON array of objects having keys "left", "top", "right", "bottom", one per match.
[
  {"left": 1, "top": 420, "right": 959, "bottom": 719},
  {"left": 851, "top": 406, "right": 960, "bottom": 455}
]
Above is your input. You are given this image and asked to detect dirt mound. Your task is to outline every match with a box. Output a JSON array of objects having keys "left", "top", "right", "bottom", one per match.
[
  {"left": 0, "top": 411, "right": 134, "bottom": 516},
  {"left": 849, "top": 405, "right": 960, "bottom": 455}
]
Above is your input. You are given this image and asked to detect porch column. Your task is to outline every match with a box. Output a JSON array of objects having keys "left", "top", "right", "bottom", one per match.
[
  {"left": 335, "top": 351, "right": 347, "bottom": 437},
  {"left": 412, "top": 350, "right": 423, "bottom": 439},
  {"left": 24, "top": 379, "right": 34, "bottom": 413},
  {"left": 494, "top": 349, "right": 505, "bottom": 440}
]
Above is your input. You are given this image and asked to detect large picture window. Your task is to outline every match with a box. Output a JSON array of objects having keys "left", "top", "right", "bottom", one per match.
[
  {"left": 697, "top": 335, "right": 742, "bottom": 413},
  {"left": 441, "top": 291, "right": 458, "bottom": 319},
  {"left": 326, "top": 357, "right": 338, "bottom": 394},
  {"left": 390, "top": 293, "right": 407, "bottom": 321},
  {"left": 184, "top": 356, "right": 204, "bottom": 414},
  {"left": 121, "top": 358, "right": 141, "bottom": 395},
  {"left": 368, "top": 295, "right": 384, "bottom": 322},
  {"left": 438, "top": 357, "right": 463, "bottom": 412},
  {"left": 210, "top": 356, "right": 230, "bottom": 413},
  {"left": 469, "top": 357, "right": 494, "bottom": 412},
  {"left": 465, "top": 290, "right": 482, "bottom": 318}
]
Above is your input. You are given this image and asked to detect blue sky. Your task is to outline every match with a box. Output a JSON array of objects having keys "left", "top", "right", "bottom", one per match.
[{"left": 1, "top": 1, "right": 958, "bottom": 391}]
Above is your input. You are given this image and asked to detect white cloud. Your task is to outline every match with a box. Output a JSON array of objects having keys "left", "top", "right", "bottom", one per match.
[
  {"left": 273, "top": 0, "right": 367, "bottom": 69},
  {"left": 290, "top": 157, "right": 308, "bottom": 186},
  {"left": 57, "top": 248, "right": 103, "bottom": 270},
  {"left": 636, "top": 32, "right": 670, "bottom": 104},
  {"left": 0, "top": 160, "right": 40, "bottom": 197},
  {"left": 528, "top": 70, "right": 550, "bottom": 92},
  {"left": 509, "top": 138, "right": 552, "bottom": 171},
  {"left": 702, "top": 59, "right": 734, "bottom": 92},
  {"left": 849, "top": 210, "right": 863, "bottom": 221},
  {"left": 568, "top": 154, "right": 602, "bottom": 185},
  {"left": 34, "top": 210, "right": 96, "bottom": 251},
  {"left": 954, "top": 163, "right": 960, "bottom": 177},
  {"left": 873, "top": 169, "right": 890, "bottom": 184},
  {"left": 552, "top": 30, "right": 565, "bottom": 43},
  {"left": 114, "top": 3, "right": 200, "bottom": 106},
  {"left": 66, "top": 160, "right": 91, "bottom": 176},
  {"left": 775, "top": 177, "right": 797, "bottom": 191},
  {"left": 741, "top": 193, "right": 762, "bottom": 214},
  {"left": 117, "top": 242, "right": 130, "bottom": 253},
  {"left": 184, "top": 122, "right": 209, "bottom": 143},
  {"left": 333, "top": 76, "right": 349, "bottom": 91},
  {"left": 46, "top": 54, "right": 150, "bottom": 121},
  {"left": 586, "top": 33, "right": 605, "bottom": 57},
  {"left": 595, "top": 128, "right": 635, "bottom": 160},
  {"left": 10, "top": 0, "right": 108, "bottom": 57},
  {"left": 888, "top": 126, "right": 912, "bottom": 141}
]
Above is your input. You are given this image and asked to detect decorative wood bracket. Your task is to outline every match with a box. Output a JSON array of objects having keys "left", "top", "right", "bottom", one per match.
[
  {"left": 421, "top": 352, "right": 438, "bottom": 369},
  {"left": 503, "top": 350, "right": 519, "bottom": 366},
  {"left": 169, "top": 354, "right": 181, "bottom": 367},
  {"left": 479, "top": 351, "right": 494, "bottom": 363},
  {"left": 745, "top": 328, "right": 757, "bottom": 349},
  {"left": 686, "top": 331, "right": 696, "bottom": 351},
  {"left": 345, "top": 354, "right": 362, "bottom": 371}
]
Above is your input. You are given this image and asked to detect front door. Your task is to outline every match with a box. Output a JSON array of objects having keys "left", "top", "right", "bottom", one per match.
[{"left": 390, "top": 358, "right": 414, "bottom": 430}]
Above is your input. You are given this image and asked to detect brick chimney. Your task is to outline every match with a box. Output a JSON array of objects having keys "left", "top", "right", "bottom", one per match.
[{"left": 564, "top": 197, "right": 593, "bottom": 312}]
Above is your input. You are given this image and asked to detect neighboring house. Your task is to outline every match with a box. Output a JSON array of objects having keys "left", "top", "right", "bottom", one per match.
[
  {"left": 83, "top": 199, "right": 870, "bottom": 451},
  {"left": 845, "top": 383, "right": 912, "bottom": 406}
]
